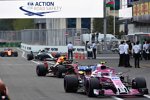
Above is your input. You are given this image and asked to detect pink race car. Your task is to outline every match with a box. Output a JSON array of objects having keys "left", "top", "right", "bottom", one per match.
[{"left": 64, "top": 62, "right": 148, "bottom": 97}]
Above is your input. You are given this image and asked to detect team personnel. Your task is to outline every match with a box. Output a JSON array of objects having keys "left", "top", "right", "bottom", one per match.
[
  {"left": 118, "top": 41, "right": 125, "bottom": 67},
  {"left": 67, "top": 42, "right": 74, "bottom": 60},
  {"left": 124, "top": 41, "right": 132, "bottom": 67},
  {"left": 143, "top": 41, "right": 149, "bottom": 60},
  {"left": 132, "top": 41, "right": 141, "bottom": 68},
  {"left": 146, "top": 41, "right": 150, "bottom": 60},
  {"left": 92, "top": 42, "right": 97, "bottom": 59}
]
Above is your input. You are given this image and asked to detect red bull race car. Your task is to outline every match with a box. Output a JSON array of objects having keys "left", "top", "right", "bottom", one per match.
[
  {"left": 0, "top": 48, "right": 18, "bottom": 57},
  {"left": 64, "top": 62, "right": 148, "bottom": 97},
  {"left": 36, "top": 55, "right": 76, "bottom": 78}
]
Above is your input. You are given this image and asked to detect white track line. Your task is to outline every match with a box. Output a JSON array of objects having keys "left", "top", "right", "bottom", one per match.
[
  {"left": 144, "top": 95, "right": 150, "bottom": 99},
  {"left": 30, "top": 60, "right": 40, "bottom": 64},
  {"left": 17, "top": 48, "right": 40, "bottom": 64},
  {"left": 112, "top": 95, "right": 150, "bottom": 100},
  {"left": 112, "top": 96, "right": 124, "bottom": 100},
  {"left": 17, "top": 48, "right": 26, "bottom": 58}
]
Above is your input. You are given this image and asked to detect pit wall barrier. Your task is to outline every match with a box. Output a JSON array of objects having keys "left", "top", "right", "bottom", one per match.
[{"left": 21, "top": 43, "right": 87, "bottom": 60}]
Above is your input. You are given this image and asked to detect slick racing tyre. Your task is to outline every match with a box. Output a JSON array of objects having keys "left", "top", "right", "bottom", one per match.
[
  {"left": 132, "top": 77, "right": 148, "bottom": 94},
  {"left": 36, "top": 64, "right": 47, "bottom": 76},
  {"left": 0, "top": 52, "right": 5, "bottom": 57},
  {"left": 132, "top": 77, "right": 147, "bottom": 89},
  {"left": 86, "top": 78, "right": 100, "bottom": 97},
  {"left": 27, "top": 54, "right": 34, "bottom": 60},
  {"left": 56, "top": 65, "right": 66, "bottom": 78},
  {"left": 13, "top": 51, "right": 18, "bottom": 57},
  {"left": 64, "top": 75, "right": 78, "bottom": 93}
]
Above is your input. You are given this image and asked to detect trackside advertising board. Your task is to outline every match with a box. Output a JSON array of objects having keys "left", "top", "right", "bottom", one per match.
[
  {"left": 21, "top": 43, "right": 86, "bottom": 53},
  {"left": 0, "top": 0, "right": 103, "bottom": 18}
]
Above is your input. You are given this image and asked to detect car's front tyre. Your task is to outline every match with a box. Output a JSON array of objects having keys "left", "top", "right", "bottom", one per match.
[
  {"left": 27, "top": 54, "right": 34, "bottom": 60},
  {"left": 64, "top": 75, "right": 78, "bottom": 92},
  {"left": 132, "top": 77, "right": 148, "bottom": 94},
  {"left": 56, "top": 65, "right": 66, "bottom": 78},
  {"left": 86, "top": 78, "right": 100, "bottom": 97},
  {"left": 36, "top": 64, "right": 47, "bottom": 76}
]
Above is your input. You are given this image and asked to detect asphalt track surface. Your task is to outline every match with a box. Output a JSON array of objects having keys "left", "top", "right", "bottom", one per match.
[{"left": 0, "top": 48, "right": 150, "bottom": 100}]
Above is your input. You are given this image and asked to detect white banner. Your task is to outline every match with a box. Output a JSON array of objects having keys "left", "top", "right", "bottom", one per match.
[
  {"left": 21, "top": 43, "right": 86, "bottom": 53},
  {"left": 119, "top": 7, "right": 132, "bottom": 19},
  {"left": 0, "top": 0, "right": 104, "bottom": 18}
]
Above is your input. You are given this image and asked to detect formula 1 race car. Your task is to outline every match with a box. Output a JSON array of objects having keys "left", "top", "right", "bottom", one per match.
[
  {"left": 0, "top": 79, "right": 10, "bottom": 100},
  {"left": 0, "top": 48, "right": 18, "bottom": 57},
  {"left": 64, "top": 62, "right": 148, "bottom": 97},
  {"left": 27, "top": 49, "right": 59, "bottom": 61},
  {"left": 36, "top": 55, "right": 76, "bottom": 78}
]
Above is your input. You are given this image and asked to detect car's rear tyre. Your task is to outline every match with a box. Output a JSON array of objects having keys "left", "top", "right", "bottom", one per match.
[
  {"left": 36, "top": 64, "right": 47, "bottom": 76},
  {"left": 64, "top": 75, "right": 78, "bottom": 92},
  {"left": 132, "top": 77, "right": 148, "bottom": 94},
  {"left": 56, "top": 65, "right": 66, "bottom": 78},
  {"left": 86, "top": 78, "right": 100, "bottom": 97},
  {"left": 27, "top": 54, "right": 34, "bottom": 60}
]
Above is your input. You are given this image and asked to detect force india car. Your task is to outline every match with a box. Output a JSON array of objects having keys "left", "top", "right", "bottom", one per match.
[
  {"left": 36, "top": 58, "right": 76, "bottom": 78},
  {"left": 64, "top": 62, "right": 149, "bottom": 97},
  {"left": 27, "top": 49, "right": 59, "bottom": 61},
  {"left": 0, "top": 48, "right": 18, "bottom": 57}
]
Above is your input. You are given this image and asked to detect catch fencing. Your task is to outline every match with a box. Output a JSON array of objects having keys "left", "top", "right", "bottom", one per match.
[
  {"left": 0, "top": 31, "right": 21, "bottom": 42},
  {"left": 0, "top": 29, "right": 119, "bottom": 53},
  {"left": 0, "top": 28, "right": 89, "bottom": 46},
  {"left": 21, "top": 28, "right": 90, "bottom": 46}
]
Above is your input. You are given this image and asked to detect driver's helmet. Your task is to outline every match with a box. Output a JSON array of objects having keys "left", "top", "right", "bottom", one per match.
[
  {"left": 96, "top": 64, "right": 101, "bottom": 68},
  {"left": 61, "top": 54, "right": 66, "bottom": 60},
  {"left": 64, "top": 57, "right": 66, "bottom": 60},
  {"left": 57, "top": 55, "right": 66, "bottom": 63},
  {"left": 95, "top": 64, "right": 101, "bottom": 70},
  {"left": 60, "top": 56, "right": 64, "bottom": 60},
  {"left": 41, "top": 49, "right": 45, "bottom": 52},
  {"left": 79, "top": 71, "right": 84, "bottom": 75}
]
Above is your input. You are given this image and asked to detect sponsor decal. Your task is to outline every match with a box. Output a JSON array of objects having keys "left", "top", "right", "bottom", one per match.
[
  {"left": 27, "top": 47, "right": 31, "bottom": 50},
  {"left": 111, "top": 77, "right": 120, "bottom": 80},
  {"left": 20, "top": 1, "right": 62, "bottom": 16},
  {"left": 77, "top": 48, "right": 84, "bottom": 52},
  {"left": 51, "top": 48, "right": 58, "bottom": 51},
  {"left": 73, "top": 48, "right": 85, "bottom": 52}
]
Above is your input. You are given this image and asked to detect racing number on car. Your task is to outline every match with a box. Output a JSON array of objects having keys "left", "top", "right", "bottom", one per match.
[
  {"left": 112, "top": 78, "right": 125, "bottom": 88},
  {"left": 112, "top": 79, "right": 126, "bottom": 92},
  {"left": 51, "top": 48, "right": 58, "bottom": 51}
]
